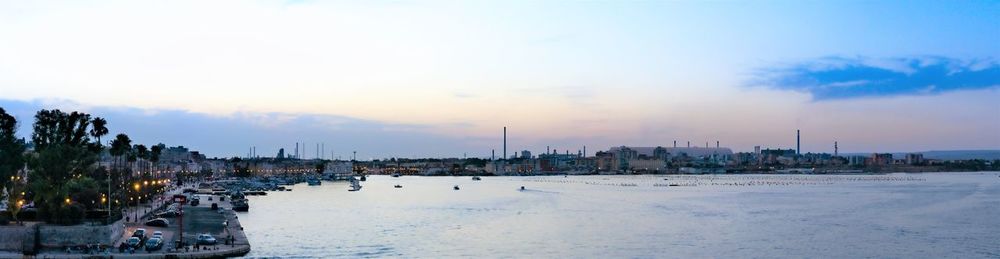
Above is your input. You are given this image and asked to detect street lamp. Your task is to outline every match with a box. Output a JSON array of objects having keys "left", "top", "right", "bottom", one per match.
[{"left": 133, "top": 183, "right": 141, "bottom": 221}]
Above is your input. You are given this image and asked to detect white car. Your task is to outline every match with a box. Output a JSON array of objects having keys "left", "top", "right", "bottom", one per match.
[
  {"left": 152, "top": 231, "right": 163, "bottom": 239},
  {"left": 197, "top": 234, "right": 217, "bottom": 245}
]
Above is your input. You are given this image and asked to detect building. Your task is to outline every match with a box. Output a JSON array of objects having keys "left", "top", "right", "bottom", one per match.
[{"left": 905, "top": 153, "right": 925, "bottom": 165}]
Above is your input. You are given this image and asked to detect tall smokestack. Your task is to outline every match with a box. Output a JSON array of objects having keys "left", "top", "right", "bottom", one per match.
[
  {"left": 716, "top": 141, "right": 720, "bottom": 149},
  {"left": 547, "top": 146, "right": 550, "bottom": 154},
  {"left": 492, "top": 149, "right": 495, "bottom": 160},
  {"left": 834, "top": 141, "right": 838, "bottom": 157},
  {"left": 503, "top": 127, "right": 507, "bottom": 160},
  {"left": 295, "top": 143, "right": 299, "bottom": 159},
  {"left": 687, "top": 141, "right": 690, "bottom": 148},
  {"left": 797, "top": 130, "right": 801, "bottom": 155},
  {"left": 583, "top": 146, "right": 586, "bottom": 157},
  {"left": 673, "top": 140, "right": 677, "bottom": 148}
]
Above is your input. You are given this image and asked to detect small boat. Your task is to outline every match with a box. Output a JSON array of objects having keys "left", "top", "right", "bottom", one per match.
[
  {"left": 348, "top": 180, "right": 363, "bottom": 192},
  {"left": 360, "top": 175, "right": 367, "bottom": 181},
  {"left": 471, "top": 176, "right": 481, "bottom": 181},
  {"left": 231, "top": 199, "right": 249, "bottom": 212},
  {"left": 453, "top": 185, "right": 460, "bottom": 190},
  {"left": 520, "top": 186, "right": 525, "bottom": 191},
  {"left": 668, "top": 184, "right": 679, "bottom": 187},
  {"left": 394, "top": 185, "right": 402, "bottom": 188},
  {"left": 307, "top": 179, "right": 321, "bottom": 186},
  {"left": 392, "top": 173, "right": 400, "bottom": 178}
]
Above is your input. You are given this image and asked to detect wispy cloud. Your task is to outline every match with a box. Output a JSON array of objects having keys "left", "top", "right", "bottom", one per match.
[{"left": 750, "top": 56, "right": 1000, "bottom": 100}]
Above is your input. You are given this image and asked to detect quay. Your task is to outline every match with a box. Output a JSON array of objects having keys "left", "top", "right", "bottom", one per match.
[{"left": 0, "top": 186, "right": 251, "bottom": 259}]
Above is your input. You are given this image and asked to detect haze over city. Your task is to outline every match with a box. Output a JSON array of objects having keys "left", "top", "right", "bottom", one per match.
[{"left": 1, "top": 0, "right": 998, "bottom": 158}]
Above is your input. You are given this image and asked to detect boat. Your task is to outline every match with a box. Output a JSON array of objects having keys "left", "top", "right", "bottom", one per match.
[
  {"left": 394, "top": 185, "right": 402, "bottom": 188},
  {"left": 231, "top": 199, "right": 249, "bottom": 212},
  {"left": 392, "top": 173, "right": 400, "bottom": 178},
  {"left": 453, "top": 185, "right": 460, "bottom": 190},
  {"left": 360, "top": 175, "right": 367, "bottom": 181},
  {"left": 348, "top": 179, "right": 362, "bottom": 192},
  {"left": 520, "top": 186, "right": 525, "bottom": 191},
  {"left": 472, "top": 176, "right": 481, "bottom": 181},
  {"left": 307, "top": 179, "right": 322, "bottom": 186}
]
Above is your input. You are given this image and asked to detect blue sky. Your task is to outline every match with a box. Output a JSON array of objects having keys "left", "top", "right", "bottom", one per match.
[{"left": 0, "top": 0, "right": 997, "bottom": 157}]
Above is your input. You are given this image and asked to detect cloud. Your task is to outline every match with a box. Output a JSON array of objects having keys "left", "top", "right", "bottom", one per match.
[
  {"left": 751, "top": 56, "right": 1000, "bottom": 100},
  {"left": 0, "top": 99, "right": 483, "bottom": 159}
]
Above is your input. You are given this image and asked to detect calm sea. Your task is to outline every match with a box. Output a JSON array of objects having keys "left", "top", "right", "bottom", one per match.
[{"left": 239, "top": 172, "right": 1000, "bottom": 258}]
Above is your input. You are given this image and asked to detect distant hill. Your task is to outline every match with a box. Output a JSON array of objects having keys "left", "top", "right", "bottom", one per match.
[{"left": 843, "top": 150, "right": 1000, "bottom": 160}]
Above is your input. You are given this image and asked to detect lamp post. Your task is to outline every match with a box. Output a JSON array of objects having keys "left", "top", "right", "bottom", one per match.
[{"left": 133, "top": 183, "right": 140, "bottom": 221}]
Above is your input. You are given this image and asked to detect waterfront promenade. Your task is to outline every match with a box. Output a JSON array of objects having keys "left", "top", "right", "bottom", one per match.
[{"left": 0, "top": 184, "right": 250, "bottom": 259}]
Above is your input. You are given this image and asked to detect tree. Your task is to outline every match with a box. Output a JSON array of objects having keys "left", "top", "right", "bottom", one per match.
[
  {"left": 0, "top": 108, "right": 27, "bottom": 223},
  {"left": 27, "top": 109, "right": 99, "bottom": 224},
  {"left": 150, "top": 144, "right": 163, "bottom": 178},
  {"left": 89, "top": 117, "right": 108, "bottom": 148},
  {"left": 0, "top": 108, "right": 26, "bottom": 188},
  {"left": 108, "top": 134, "right": 131, "bottom": 214}
]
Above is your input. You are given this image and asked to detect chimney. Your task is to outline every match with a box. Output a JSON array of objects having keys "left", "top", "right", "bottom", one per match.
[
  {"left": 796, "top": 130, "right": 801, "bottom": 155},
  {"left": 716, "top": 141, "right": 720, "bottom": 149},
  {"left": 687, "top": 141, "right": 690, "bottom": 148},
  {"left": 503, "top": 127, "right": 507, "bottom": 160},
  {"left": 835, "top": 141, "right": 838, "bottom": 157},
  {"left": 673, "top": 140, "right": 677, "bottom": 148}
]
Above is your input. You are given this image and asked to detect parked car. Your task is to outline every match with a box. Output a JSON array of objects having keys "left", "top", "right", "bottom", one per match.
[
  {"left": 144, "top": 218, "right": 169, "bottom": 227},
  {"left": 132, "top": 228, "right": 147, "bottom": 239},
  {"left": 152, "top": 231, "right": 163, "bottom": 239},
  {"left": 196, "top": 234, "right": 217, "bottom": 245},
  {"left": 155, "top": 210, "right": 179, "bottom": 218},
  {"left": 190, "top": 197, "right": 200, "bottom": 206},
  {"left": 145, "top": 237, "right": 163, "bottom": 251},
  {"left": 125, "top": 237, "right": 142, "bottom": 248},
  {"left": 211, "top": 203, "right": 218, "bottom": 210}
]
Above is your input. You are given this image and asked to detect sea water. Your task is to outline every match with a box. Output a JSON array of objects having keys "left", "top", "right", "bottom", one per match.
[{"left": 239, "top": 172, "right": 1000, "bottom": 258}]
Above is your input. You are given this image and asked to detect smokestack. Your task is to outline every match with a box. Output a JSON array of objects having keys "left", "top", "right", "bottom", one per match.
[
  {"left": 716, "top": 141, "right": 720, "bottom": 149},
  {"left": 583, "top": 146, "right": 587, "bottom": 157},
  {"left": 687, "top": 141, "right": 690, "bottom": 148},
  {"left": 295, "top": 143, "right": 299, "bottom": 159},
  {"left": 673, "top": 140, "right": 677, "bottom": 148},
  {"left": 797, "top": 130, "right": 801, "bottom": 155},
  {"left": 492, "top": 149, "right": 495, "bottom": 160},
  {"left": 503, "top": 127, "right": 507, "bottom": 160},
  {"left": 547, "top": 146, "right": 550, "bottom": 154},
  {"left": 834, "top": 141, "right": 838, "bottom": 157}
]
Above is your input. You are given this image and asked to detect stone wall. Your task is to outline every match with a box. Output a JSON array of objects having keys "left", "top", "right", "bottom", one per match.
[
  {"left": 0, "top": 219, "right": 124, "bottom": 253},
  {"left": 37, "top": 219, "right": 124, "bottom": 248},
  {"left": 0, "top": 224, "right": 30, "bottom": 252}
]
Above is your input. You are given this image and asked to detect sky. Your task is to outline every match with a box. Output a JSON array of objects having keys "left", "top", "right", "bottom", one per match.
[{"left": 0, "top": 0, "right": 998, "bottom": 158}]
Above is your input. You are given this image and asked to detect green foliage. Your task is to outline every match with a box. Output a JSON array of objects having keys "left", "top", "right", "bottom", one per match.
[
  {"left": 0, "top": 107, "right": 26, "bottom": 187},
  {"left": 26, "top": 109, "right": 101, "bottom": 224},
  {"left": 65, "top": 177, "right": 102, "bottom": 210}
]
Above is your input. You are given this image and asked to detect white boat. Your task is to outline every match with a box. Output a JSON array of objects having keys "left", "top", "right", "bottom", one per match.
[
  {"left": 471, "top": 176, "right": 481, "bottom": 181},
  {"left": 348, "top": 179, "right": 362, "bottom": 192}
]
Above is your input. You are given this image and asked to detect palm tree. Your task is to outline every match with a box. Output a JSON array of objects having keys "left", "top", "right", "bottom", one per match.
[
  {"left": 150, "top": 144, "right": 163, "bottom": 179},
  {"left": 90, "top": 117, "right": 108, "bottom": 147},
  {"left": 108, "top": 133, "right": 131, "bottom": 217}
]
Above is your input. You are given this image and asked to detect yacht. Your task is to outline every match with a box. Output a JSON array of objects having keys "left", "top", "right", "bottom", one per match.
[
  {"left": 453, "top": 185, "right": 460, "bottom": 190},
  {"left": 394, "top": 185, "right": 402, "bottom": 188},
  {"left": 392, "top": 173, "right": 401, "bottom": 178},
  {"left": 307, "top": 179, "right": 322, "bottom": 186},
  {"left": 472, "top": 176, "right": 481, "bottom": 181}
]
